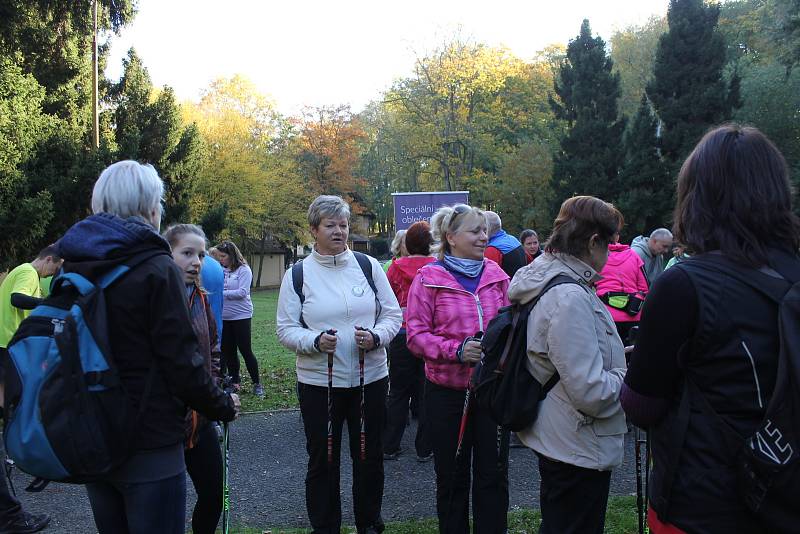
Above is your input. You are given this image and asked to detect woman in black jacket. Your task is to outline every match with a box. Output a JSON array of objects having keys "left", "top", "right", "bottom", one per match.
[
  {"left": 621, "top": 125, "right": 800, "bottom": 534},
  {"left": 57, "top": 161, "right": 240, "bottom": 534}
]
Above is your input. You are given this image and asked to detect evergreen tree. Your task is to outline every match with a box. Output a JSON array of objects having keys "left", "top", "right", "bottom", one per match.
[
  {"left": 550, "top": 19, "right": 626, "bottom": 208},
  {"left": 616, "top": 96, "right": 674, "bottom": 239},
  {"left": 112, "top": 49, "right": 204, "bottom": 223},
  {"left": 647, "top": 0, "right": 741, "bottom": 171}
]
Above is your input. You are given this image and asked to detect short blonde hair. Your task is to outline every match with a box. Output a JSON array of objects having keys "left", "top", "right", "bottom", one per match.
[
  {"left": 390, "top": 230, "right": 407, "bottom": 257},
  {"left": 430, "top": 204, "right": 486, "bottom": 260}
]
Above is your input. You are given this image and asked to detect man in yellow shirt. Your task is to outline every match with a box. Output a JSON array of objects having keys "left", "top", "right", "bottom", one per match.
[{"left": 0, "top": 244, "right": 61, "bottom": 534}]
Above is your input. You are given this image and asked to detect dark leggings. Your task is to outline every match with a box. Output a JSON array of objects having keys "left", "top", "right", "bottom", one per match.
[
  {"left": 222, "top": 318, "right": 260, "bottom": 384},
  {"left": 185, "top": 423, "right": 223, "bottom": 534},
  {"left": 85, "top": 473, "right": 186, "bottom": 534}
]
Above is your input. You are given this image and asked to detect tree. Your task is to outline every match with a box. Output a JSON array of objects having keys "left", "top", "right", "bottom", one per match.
[
  {"left": 610, "top": 16, "right": 668, "bottom": 122},
  {"left": 550, "top": 19, "right": 626, "bottom": 208},
  {"left": 647, "top": 0, "right": 740, "bottom": 171},
  {"left": 616, "top": 96, "right": 674, "bottom": 239},
  {"left": 111, "top": 49, "right": 203, "bottom": 223},
  {"left": 0, "top": 58, "right": 55, "bottom": 268}
]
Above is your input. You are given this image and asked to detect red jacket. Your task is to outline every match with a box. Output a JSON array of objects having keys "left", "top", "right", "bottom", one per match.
[{"left": 387, "top": 256, "right": 436, "bottom": 328}]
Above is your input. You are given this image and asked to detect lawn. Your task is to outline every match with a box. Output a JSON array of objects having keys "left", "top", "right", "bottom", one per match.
[
  {"left": 237, "top": 289, "right": 298, "bottom": 412},
  {"left": 219, "top": 495, "right": 639, "bottom": 533}
]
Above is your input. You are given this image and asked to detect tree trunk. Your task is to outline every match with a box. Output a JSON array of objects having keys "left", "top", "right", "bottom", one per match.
[{"left": 256, "top": 230, "right": 267, "bottom": 288}]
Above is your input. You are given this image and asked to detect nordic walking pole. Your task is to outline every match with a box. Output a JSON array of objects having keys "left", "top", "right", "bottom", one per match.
[
  {"left": 221, "top": 421, "right": 231, "bottom": 534},
  {"left": 325, "top": 329, "right": 337, "bottom": 465},
  {"left": 454, "top": 332, "right": 483, "bottom": 461},
  {"left": 355, "top": 327, "right": 369, "bottom": 461}
]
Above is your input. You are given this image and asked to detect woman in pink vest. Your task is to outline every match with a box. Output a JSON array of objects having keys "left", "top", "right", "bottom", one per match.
[
  {"left": 596, "top": 235, "right": 648, "bottom": 346},
  {"left": 406, "top": 204, "right": 510, "bottom": 534}
]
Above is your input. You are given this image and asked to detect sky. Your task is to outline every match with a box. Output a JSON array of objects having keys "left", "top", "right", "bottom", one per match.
[{"left": 105, "top": 0, "right": 670, "bottom": 115}]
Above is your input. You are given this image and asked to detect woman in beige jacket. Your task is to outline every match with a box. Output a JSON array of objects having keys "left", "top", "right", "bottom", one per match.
[{"left": 507, "top": 196, "right": 627, "bottom": 534}]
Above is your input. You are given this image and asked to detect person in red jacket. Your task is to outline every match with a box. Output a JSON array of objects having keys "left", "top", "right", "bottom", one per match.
[
  {"left": 596, "top": 235, "right": 649, "bottom": 345},
  {"left": 383, "top": 221, "right": 436, "bottom": 461}
]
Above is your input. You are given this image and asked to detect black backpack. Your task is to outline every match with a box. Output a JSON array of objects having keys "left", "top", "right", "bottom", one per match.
[
  {"left": 666, "top": 250, "right": 800, "bottom": 532},
  {"left": 471, "top": 274, "right": 577, "bottom": 431},
  {"left": 291, "top": 251, "right": 379, "bottom": 328}
]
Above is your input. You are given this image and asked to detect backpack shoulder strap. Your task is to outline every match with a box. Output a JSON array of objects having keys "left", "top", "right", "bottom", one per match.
[
  {"left": 291, "top": 260, "right": 307, "bottom": 328},
  {"left": 498, "top": 274, "right": 578, "bottom": 377},
  {"left": 353, "top": 251, "right": 381, "bottom": 327},
  {"left": 353, "top": 252, "right": 378, "bottom": 296}
]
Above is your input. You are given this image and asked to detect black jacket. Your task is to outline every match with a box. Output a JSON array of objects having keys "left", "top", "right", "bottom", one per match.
[{"left": 58, "top": 214, "right": 235, "bottom": 451}]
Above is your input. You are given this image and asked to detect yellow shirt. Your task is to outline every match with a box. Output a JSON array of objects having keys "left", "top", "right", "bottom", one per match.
[{"left": 0, "top": 263, "right": 40, "bottom": 348}]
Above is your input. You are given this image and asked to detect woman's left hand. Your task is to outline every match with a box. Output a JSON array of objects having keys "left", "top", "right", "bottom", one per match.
[{"left": 354, "top": 327, "right": 376, "bottom": 351}]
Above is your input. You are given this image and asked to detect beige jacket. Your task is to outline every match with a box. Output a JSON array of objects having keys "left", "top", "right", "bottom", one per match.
[{"left": 508, "top": 253, "right": 627, "bottom": 471}]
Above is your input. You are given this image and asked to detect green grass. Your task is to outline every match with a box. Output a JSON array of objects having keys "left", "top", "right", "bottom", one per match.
[
  {"left": 237, "top": 289, "right": 298, "bottom": 412},
  {"left": 218, "top": 495, "right": 638, "bottom": 533}
]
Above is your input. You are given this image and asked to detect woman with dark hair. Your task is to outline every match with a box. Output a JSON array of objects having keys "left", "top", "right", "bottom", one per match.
[
  {"left": 406, "top": 205, "right": 511, "bottom": 533},
  {"left": 383, "top": 221, "right": 436, "bottom": 461},
  {"left": 508, "top": 196, "right": 627, "bottom": 534},
  {"left": 519, "top": 229, "right": 542, "bottom": 263},
  {"left": 216, "top": 240, "right": 263, "bottom": 397},
  {"left": 621, "top": 124, "right": 800, "bottom": 534}
]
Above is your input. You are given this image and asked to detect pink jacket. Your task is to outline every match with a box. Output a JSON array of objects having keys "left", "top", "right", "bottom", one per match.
[
  {"left": 596, "top": 243, "right": 648, "bottom": 322},
  {"left": 406, "top": 260, "right": 510, "bottom": 390}
]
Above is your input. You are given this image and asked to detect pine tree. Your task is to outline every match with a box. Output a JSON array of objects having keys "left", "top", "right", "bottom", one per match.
[
  {"left": 616, "top": 95, "right": 674, "bottom": 239},
  {"left": 647, "top": 0, "right": 741, "bottom": 171},
  {"left": 550, "top": 19, "right": 626, "bottom": 208}
]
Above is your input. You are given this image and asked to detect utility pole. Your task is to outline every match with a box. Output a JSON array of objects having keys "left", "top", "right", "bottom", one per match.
[{"left": 92, "top": 0, "right": 99, "bottom": 149}]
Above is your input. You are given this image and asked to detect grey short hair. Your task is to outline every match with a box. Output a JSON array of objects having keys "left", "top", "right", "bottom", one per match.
[
  {"left": 91, "top": 161, "right": 164, "bottom": 220},
  {"left": 307, "top": 195, "right": 351, "bottom": 228},
  {"left": 485, "top": 211, "right": 502, "bottom": 236},
  {"left": 390, "top": 230, "right": 407, "bottom": 257},
  {"left": 650, "top": 228, "right": 673, "bottom": 241}
]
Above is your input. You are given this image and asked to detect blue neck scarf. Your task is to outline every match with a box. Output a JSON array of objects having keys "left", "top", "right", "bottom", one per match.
[{"left": 443, "top": 254, "right": 484, "bottom": 278}]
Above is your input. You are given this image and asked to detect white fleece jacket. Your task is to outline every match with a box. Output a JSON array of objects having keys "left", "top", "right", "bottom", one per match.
[{"left": 276, "top": 248, "right": 402, "bottom": 388}]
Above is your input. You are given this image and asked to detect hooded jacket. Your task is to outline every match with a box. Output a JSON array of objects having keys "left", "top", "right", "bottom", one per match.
[
  {"left": 508, "top": 253, "right": 627, "bottom": 470},
  {"left": 406, "top": 260, "right": 509, "bottom": 390},
  {"left": 57, "top": 214, "right": 235, "bottom": 452},
  {"left": 386, "top": 255, "right": 436, "bottom": 328},
  {"left": 631, "top": 235, "right": 666, "bottom": 285},
  {"left": 596, "top": 243, "right": 649, "bottom": 322}
]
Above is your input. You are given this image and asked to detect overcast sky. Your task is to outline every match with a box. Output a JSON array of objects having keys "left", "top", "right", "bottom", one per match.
[{"left": 105, "top": 0, "right": 670, "bottom": 115}]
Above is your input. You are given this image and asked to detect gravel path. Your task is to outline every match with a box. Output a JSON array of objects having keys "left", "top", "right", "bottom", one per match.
[{"left": 10, "top": 410, "right": 639, "bottom": 532}]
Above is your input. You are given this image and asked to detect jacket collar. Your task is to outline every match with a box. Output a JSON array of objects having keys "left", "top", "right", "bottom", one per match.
[
  {"left": 420, "top": 260, "right": 508, "bottom": 292},
  {"left": 553, "top": 253, "right": 601, "bottom": 285},
  {"left": 311, "top": 246, "right": 351, "bottom": 269}
]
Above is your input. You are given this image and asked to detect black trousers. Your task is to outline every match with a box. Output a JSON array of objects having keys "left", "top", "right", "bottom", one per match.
[
  {"left": 221, "top": 318, "right": 260, "bottom": 385},
  {"left": 537, "top": 454, "right": 612, "bottom": 534},
  {"left": 297, "top": 377, "right": 388, "bottom": 534},
  {"left": 0, "top": 348, "right": 22, "bottom": 522},
  {"left": 426, "top": 379, "right": 509, "bottom": 534},
  {"left": 383, "top": 333, "right": 431, "bottom": 456},
  {"left": 185, "top": 423, "right": 223, "bottom": 534}
]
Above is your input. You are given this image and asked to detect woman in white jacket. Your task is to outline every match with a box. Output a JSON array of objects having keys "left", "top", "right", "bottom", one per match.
[
  {"left": 276, "top": 195, "right": 402, "bottom": 534},
  {"left": 507, "top": 196, "right": 627, "bottom": 534}
]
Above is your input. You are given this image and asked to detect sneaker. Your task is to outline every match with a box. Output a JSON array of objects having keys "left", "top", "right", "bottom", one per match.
[
  {"left": 253, "top": 383, "right": 264, "bottom": 398},
  {"left": 416, "top": 452, "right": 434, "bottom": 463},
  {"left": 383, "top": 448, "right": 403, "bottom": 460},
  {"left": 0, "top": 511, "right": 51, "bottom": 534}
]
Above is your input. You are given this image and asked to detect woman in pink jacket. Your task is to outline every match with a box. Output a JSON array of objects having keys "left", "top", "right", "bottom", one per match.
[
  {"left": 596, "top": 236, "right": 648, "bottom": 345},
  {"left": 406, "top": 204, "right": 510, "bottom": 534}
]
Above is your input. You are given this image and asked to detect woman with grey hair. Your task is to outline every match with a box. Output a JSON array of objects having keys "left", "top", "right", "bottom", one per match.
[
  {"left": 56, "top": 160, "right": 240, "bottom": 534},
  {"left": 277, "top": 195, "right": 402, "bottom": 534}
]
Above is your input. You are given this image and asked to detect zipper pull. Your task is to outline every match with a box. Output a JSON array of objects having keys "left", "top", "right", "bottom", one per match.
[{"left": 51, "top": 319, "right": 65, "bottom": 335}]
